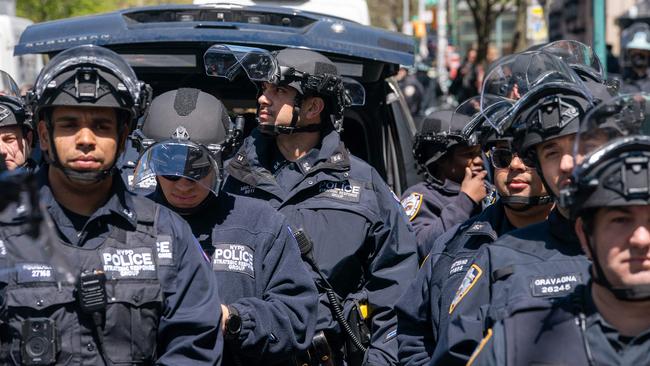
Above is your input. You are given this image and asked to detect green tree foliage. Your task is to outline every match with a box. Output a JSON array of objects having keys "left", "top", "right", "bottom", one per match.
[{"left": 17, "top": 0, "right": 190, "bottom": 23}]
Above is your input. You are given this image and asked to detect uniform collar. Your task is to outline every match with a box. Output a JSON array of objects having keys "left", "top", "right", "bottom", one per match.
[
  {"left": 37, "top": 165, "right": 138, "bottom": 230},
  {"left": 427, "top": 178, "right": 461, "bottom": 195},
  {"left": 227, "top": 128, "right": 351, "bottom": 187},
  {"left": 548, "top": 208, "right": 581, "bottom": 253}
]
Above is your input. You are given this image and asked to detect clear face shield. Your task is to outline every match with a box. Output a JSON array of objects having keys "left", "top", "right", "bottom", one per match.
[
  {"left": 203, "top": 44, "right": 366, "bottom": 107},
  {"left": 540, "top": 40, "right": 604, "bottom": 82},
  {"left": 622, "top": 22, "right": 650, "bottom": 68},
  {"left": 131, "top": 140, "right": 222, "bottom": 196},
  {"left": 573, "top": 93, "right": 650, "bottom": 172},
  {"left": 0, "top": 70, "right": 20, "bottom": 97},
  {"left": 481, "top": 51, "right": 588, "bottom": 131}
]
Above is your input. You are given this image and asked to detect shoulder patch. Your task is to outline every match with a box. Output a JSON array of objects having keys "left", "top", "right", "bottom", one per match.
[
  {"left": 401, "top": 192, "right": 423, "bottom": 221},
  {"left": 449, "top": 263, "right": 483, "bottom": 314}
]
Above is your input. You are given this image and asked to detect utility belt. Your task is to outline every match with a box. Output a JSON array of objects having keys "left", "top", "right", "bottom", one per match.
[{"left": 292, "top": 229, "right": 371, "bottom": 366}]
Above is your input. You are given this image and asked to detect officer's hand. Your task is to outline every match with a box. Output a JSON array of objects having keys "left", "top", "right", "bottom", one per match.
[
  {"left": 460, "top": 167, "right": 487, "bottom": 204},
  {"left": 220, "top": 304, "right": 229, "bottom": 334}
]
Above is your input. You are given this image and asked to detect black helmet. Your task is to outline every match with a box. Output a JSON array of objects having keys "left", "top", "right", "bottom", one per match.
[
  {"left": 0, "top": 71, "right": 29, "bottom": 131},
  {"left": 203, "top": 44, "right": 365, "bottom": 135},
  {"left": 132, "top": 88, "right": 236, "bottom": 205},
  {"left": 28, "top": 45, "right": 151, "bottom": 183},
  {"left": 138, "top": 88, "right": 232, "bottom": 150},
  {"left": 560, "top": 92, "right": 650, "bottom": 301},
  {"left": 413, "top": 109, "right": 476, "bottom": 182}
]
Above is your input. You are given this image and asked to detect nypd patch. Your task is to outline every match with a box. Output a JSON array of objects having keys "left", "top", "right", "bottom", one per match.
[
  {"left": 101, "top": 247, "right": 157, "bottom": 279},
  {"left": 156, "top": 235, "right": 174, "bottom": 266},
  {"left": 212, "top": 243, "right": 255, "bottom": 278},
  {"left": 449, "top": 264, "right": 483, "bottom": 314},
  {"left": 316, "top": 180, "right": 362, "bottom": 203},
  {"left": 401, "top": 192, "right": 423, "bottom": 221}
]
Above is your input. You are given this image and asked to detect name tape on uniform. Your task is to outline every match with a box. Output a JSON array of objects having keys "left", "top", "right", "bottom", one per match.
[
  {"left": 101, "top": 247, "right": 157, "bottom": 279},
  {"left": 17, "top": 263, "right": 55, "bottom": 283},
  {"left": 212, "top": 243, "right": 255, "bottom": 278},
  {"left": 530, "top": 273, "right": 582, "bottom": 297}
]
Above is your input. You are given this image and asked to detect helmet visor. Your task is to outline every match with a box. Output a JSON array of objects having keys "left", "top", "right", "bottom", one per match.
[
  {"left": 341, "top": 77, "right": 366, "bottom": 106},
  {"left": 0, "top": 70, "right": 20, "bottom": 97},
  {"left": 131, "top": 140, "right": 221, "bottom": 195},
  {"left": 541, "top": 40, "right": 604, "bottom": 81},
  {"left": 481, "top": 51, "right": 585, "bottom": 128},
  {"left": 204, "top": 44, "right": 278, "bottom": 82},
  {"left": 575, "top": 93, "right": 650, "bottom": 171},
  {"left": 34, "top": 45, "right": 142, "bottom": 104}
]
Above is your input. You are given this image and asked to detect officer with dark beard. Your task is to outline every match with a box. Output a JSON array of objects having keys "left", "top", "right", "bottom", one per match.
[
  {"left": 131, "top": 88, "right": 318, "bottom": 365},
  {"left": 0, "top": 45, "right": 223, "bottom": 365}
]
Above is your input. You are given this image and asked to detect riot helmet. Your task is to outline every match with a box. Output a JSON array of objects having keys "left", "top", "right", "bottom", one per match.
[
  {"left": 131, "top": 88, "right": 234, "bottom": 213},
  {"left": 28, "top": 45, "right": 151, "bottom": 183},
  {"left": 0, "top": 70, "right": 29, "bottom": 131},
  {"left": 560, "top": 92, "right": 650, "bottom": 300},
  {"left": 622, "top": 22, "right": 650, "bottom": 71},
  {"left": 203, "top": 44, "right": 365, "bottom": 135}
]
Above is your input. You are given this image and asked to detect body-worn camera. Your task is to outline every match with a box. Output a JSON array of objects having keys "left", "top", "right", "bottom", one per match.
[{"left": 21, "top": 318, "right": 58, "bottom": 365}]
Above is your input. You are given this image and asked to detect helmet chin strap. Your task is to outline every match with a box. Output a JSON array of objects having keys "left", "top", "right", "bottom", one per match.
[
  {"left": 258, "top": 92, "right": 322, "bottom": 135},
  {"left": 501, "top": 194, "right": 554, "bottom": 211},
  {"left": 584, "top": 233, "right": 650, "bottom": 301}
]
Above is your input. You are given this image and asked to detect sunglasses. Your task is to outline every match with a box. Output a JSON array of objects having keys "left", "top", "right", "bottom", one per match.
[{"left": 488, "top": 147, "right": 534, "bottom": 169}]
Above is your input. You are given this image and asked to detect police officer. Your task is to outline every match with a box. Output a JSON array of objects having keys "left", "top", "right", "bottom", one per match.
[
  {"left": 0, "top": 70, "right": 36, "bottom": 171},
  {"left": 217, "top": 47, "right": 418, "bottom": 365},
  {"left": 621, "top": 23, "right": 650, "bottom": 93},
  {"left": 132, "top": 88, "right": 318, "bottom": 365},
  {"left": 0, "top": 45, "right": 224, "bottom": 365},
  {"left": 395, "top": 96, "right": 553, "bottom": 366},
  {"left": 468, "top": 93, "right": 650, "bottom": 366},
  {"left": 401, "top": 108, "right": 489, "bottom": 260},
  {"left": 431, "top": 50, "right": 611, "bottom": 365}
]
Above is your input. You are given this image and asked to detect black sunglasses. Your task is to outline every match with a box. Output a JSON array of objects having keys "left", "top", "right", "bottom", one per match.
[{"left": 489, "top": 147, "right": 534, "bottom": 169}]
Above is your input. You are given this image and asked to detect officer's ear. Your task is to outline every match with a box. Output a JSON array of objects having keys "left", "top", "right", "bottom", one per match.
[
  {"left": 37, "top": 120, "right": 50, "bottom": 153},
  {"left": 302, "top": 96, "right": 325, "bottom": 120},
  {"left": 574, "top": 217, "right": 593, "bottom": 260}
]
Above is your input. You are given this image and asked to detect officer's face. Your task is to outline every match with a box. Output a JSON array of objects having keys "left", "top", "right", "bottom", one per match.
[
  {"left": 0, "top": 125, "right": 31, "bottom": 170},
  {"left": 258, "top": 82, "right": 323, "bottom": 128},
  {"left": 157, "top": 173, "right": 214, "bottom": 210},
  {"left": 38, "top": 106, "right": 124, "bottom": 172},
  {"left": 439, "top": 144, "right": 484, "bottom": 183},
  {"left": 577, "top": 206, "right": 650, "bottom": 287},
  {"left": 535, "top": 134, "right": 575, "bottom": 197},
  {"left": 492, "top": 142, "right": 547, "bottom": 200}
]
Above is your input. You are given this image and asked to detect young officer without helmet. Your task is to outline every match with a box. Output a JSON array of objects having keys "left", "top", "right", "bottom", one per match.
[
  {"left": 0, "top": 45, "right": 224, "bottom": 365},
  {"left": 131, "top": 87, "right": 318, "bottom": 365},
  {"left": 213, "top": 46, "right": 419, "bottom": 365},
  {"left": 469, "top": 92, "right": 650, "bottom": 366}
]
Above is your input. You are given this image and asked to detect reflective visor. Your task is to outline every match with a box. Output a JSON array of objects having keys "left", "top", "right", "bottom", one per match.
[{"left": 131, "top": 140, "right": 221, "bottom": 195}]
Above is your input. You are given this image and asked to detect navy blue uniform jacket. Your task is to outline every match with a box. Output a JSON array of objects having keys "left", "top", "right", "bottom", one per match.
[
  {"left": 395, "top": 200, "right": 514, "bottom": 366},
  {"left": 149, "top": 190, "right": 318, "bottom": 365},
  {"left": 400, "top": 180, "right": 481, "bottom": 261},
  {"left": 433, "top": 209, "right": 590, "bottom": 365},
  {"left": 31, "top": 168, "right": 223, "bottom": 365},
  {"left": 222, "top": 129, "right": 418, "bottom": 365}
]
